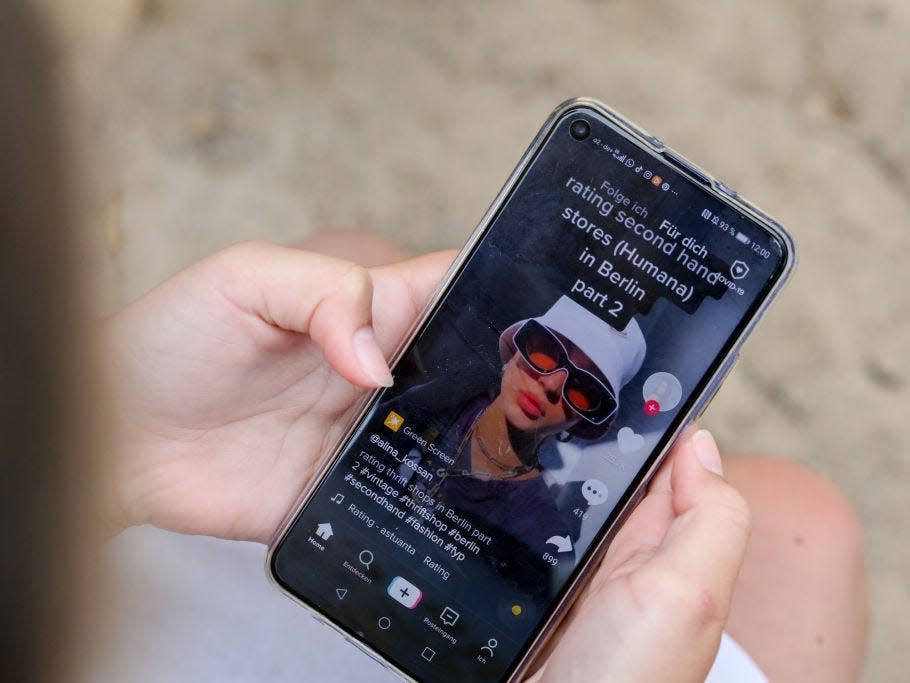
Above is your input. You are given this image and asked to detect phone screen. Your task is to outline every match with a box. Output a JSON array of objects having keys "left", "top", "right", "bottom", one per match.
[{"left": 270, "top": 105, "right": 790, "bottom": 681}]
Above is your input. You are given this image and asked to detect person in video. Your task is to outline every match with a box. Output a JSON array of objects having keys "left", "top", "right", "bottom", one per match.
[{"left": 391, "top": 295, "right": 645, "bottom": 589}]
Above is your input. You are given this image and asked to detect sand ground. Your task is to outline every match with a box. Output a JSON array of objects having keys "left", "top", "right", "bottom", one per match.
[{"left": 41, "top": 1, "right": 908, "bottom": 680}]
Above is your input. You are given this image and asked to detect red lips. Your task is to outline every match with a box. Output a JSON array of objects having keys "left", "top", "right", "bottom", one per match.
[{"left": 517, "top": 391, "right": 543, "bottom": 419}]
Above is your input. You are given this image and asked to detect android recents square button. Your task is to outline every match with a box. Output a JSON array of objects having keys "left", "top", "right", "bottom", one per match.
[{"left": 421, "top": 647, "right": 436, "bottom": 662}]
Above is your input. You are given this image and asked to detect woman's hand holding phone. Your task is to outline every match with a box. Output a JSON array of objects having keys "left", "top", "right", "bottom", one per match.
[
  {"left": 528, "top": 429, "right": 750, "bottom": 683},
  {"left": 105, "top": 240, "right": 749, "bottom": 681},
  {"left": 103, "top": 240, "right": 455, "bottom": 543}
]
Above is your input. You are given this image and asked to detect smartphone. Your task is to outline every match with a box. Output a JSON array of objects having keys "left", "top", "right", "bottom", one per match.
[{"left": 268, "top": 98, "right": 795, "bottom": 682}]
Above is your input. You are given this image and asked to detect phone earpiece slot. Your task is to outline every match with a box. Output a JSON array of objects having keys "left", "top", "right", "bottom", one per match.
[{"left": 662, "top": 149, "right": 712, "bottom": 186}]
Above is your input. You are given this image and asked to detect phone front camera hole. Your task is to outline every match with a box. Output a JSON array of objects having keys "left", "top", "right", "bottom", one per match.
[{"left": 569, "top": 119, "right": 590, "bottom": 141}]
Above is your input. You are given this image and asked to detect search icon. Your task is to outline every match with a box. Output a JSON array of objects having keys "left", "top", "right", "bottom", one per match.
[{"left": 358, "top": 549, "right": 374, "bottom": 569}]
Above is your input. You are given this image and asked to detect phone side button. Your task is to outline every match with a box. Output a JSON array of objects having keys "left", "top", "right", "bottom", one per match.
[
  {"left": 339, "top": 634, "right": 395, "bottom": 672},
  {"left": 361, "top": 648, "right": 395, "bottom": 672},
  {"left": 693, "top": 354, "right": 739, "bottom": 419},
  {"left": 694, "top": 385, "right": 721, "bottom": 420}
]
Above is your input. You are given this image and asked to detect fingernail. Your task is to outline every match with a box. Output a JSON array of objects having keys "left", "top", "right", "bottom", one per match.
[
  {"left": 353, "top": 327, "right": 393, "bottom": 387},
  {"left": 693, "top": 429, "right": 724, "bottom": 476}
]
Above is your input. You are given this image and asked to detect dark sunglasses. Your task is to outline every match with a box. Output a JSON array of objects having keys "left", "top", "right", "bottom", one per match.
[{"left": 512, "top": 319, "right": 617, "bottom": 425}]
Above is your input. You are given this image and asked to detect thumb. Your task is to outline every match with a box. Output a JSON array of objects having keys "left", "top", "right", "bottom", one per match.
[
  {"left": 663, "top": 429, "right": 752, "bottom": 595},
  {"left": 215, "top": 241, "right": 392, "bottom": 388},
  {"left": 649, "top": 429, "right": 752, "bottom": 658}
]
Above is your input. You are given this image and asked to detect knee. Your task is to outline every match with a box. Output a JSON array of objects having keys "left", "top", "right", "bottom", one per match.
[
  {"left": 725, "top": 455, "right": 865, "bottom": 570},
  {"left": 723, "top": 455, "right": 868, "bottom": 681},
  {"left": 783, "top": 460, "right": 862, "bottom": 551}
]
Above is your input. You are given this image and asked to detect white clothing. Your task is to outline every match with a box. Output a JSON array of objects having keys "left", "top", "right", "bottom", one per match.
[{"left": 87, "top": 526, "right": 766, "bottom": 683}]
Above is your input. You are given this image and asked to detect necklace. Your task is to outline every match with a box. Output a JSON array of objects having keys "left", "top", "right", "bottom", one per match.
[
  {"left": 474, "top": 434, "right": 536, "bottom": 477},
  {"left": 430, "top": 411, "right": 537, "bottom": 491},
  {"left": 420, "top": 405, "right": 544, "bottom": 501}
]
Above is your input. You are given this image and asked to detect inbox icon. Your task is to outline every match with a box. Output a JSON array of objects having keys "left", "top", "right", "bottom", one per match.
[{"left": 439, "top": 606, "right": 459, "bottom": 627}]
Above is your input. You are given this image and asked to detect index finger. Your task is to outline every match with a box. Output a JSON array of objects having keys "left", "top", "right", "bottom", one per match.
[{"left": 369, "top": 249, "right": 457, "bottom": 354}]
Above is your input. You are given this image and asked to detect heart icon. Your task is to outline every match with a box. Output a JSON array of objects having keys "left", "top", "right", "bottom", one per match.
[{"left": 617, "top": 427, "right": 644, "bottom": 454}]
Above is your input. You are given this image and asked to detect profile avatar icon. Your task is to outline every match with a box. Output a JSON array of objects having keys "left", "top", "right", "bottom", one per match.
[{"left": 642, "top": 372, "right": 682, "bottom": 416}]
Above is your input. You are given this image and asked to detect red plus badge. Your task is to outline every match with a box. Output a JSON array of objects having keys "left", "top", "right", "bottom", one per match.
[{"left": 643, "top": 400, "right": 660, "bottom": 416}]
